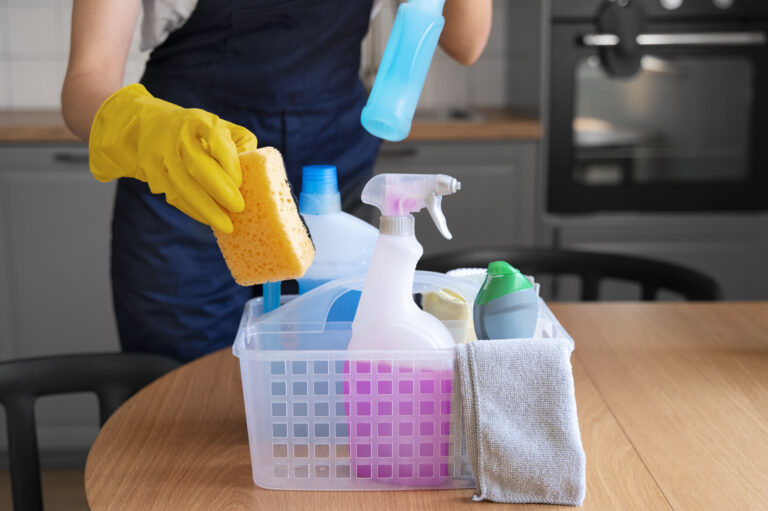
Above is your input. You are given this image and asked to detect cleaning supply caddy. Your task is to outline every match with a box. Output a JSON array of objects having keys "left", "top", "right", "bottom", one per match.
[
  {"left": 232, "top": 173, "right": 585, "bottom": 501},
  {"left": 232, "top": 273, "right": 575, "bottom": 491}
]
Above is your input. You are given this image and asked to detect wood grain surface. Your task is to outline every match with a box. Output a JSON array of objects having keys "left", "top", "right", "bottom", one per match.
[
  {"left": 406, "top": 113, "right": 540, "bottom": 141},
  {"left": 85, "top": 303, "right": 768, "bottom": 510},
  {"left": 0, "top": 111, "right": 81, "bottom": 143},
  {"left": 0, "top": 110, "right": 540, "bottom": 143}
]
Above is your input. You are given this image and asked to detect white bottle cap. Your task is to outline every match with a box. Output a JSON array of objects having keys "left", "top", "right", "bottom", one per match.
[{"left": 380, "top": 215, "right": 415, "bottom": 235}]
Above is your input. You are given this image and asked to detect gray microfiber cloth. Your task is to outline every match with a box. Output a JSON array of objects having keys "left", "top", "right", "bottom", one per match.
[{"left": 454, "top": 339, "right": 586, "bottom": 505}]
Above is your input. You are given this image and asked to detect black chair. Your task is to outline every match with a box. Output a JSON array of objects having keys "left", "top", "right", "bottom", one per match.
[
  {"left": 0, "top": 353, "right": 181, "bottom": 511},
  {"left": 418, "top": 246, "right": 722, "bottom": 301}
]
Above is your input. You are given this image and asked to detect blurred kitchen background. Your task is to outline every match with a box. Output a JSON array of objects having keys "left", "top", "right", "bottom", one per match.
[
  {"left": 0, "top": 1, "right": 539, "bottom": 110},
  {"left": 1, "top": 0, "right": 768, "bottom": 508}
]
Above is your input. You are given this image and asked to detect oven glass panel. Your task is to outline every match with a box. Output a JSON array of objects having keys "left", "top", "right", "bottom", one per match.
[{"left": 573, "top": 55, "right": 753, "bottom": 186}]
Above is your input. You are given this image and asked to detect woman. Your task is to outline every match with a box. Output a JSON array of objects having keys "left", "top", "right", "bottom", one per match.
[{"left": 61, "top": 0, "right": 492, "bottom": 362}]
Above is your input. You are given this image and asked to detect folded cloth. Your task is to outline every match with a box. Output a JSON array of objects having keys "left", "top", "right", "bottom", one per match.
[{"left": 454, "top": 339, "right": 586, "bottom": 505}]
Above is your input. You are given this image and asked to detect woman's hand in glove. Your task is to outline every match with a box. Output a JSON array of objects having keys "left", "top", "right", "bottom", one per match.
[{"left": 89, "top": 84, "right": 257, "bottom": 233}]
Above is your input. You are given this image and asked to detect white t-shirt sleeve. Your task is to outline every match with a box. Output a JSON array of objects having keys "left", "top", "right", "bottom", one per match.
[
  {"left": 140, "top": 0, "right": 199, "bottom": 52},
  {"left": 371, "top": 0, "right": 385, "bottom": 20}
]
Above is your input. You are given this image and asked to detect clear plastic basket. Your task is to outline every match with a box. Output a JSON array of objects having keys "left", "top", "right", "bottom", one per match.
[{"left": 233, "top": 272, "right": 573, "bottom": 491}]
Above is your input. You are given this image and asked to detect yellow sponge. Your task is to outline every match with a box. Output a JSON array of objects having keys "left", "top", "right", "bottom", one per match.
[{"left": 213, "top": 147, "right": 314, "bottom": 286}]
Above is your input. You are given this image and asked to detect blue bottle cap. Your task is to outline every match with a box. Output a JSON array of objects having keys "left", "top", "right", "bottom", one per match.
[{"left": 300, "top": 165, "right": 341, "bottom": 215}]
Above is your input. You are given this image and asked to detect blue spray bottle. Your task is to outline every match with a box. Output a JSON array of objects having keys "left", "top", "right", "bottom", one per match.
[{"left": 361, "top": 0, "right": 446, "bottom": 141}]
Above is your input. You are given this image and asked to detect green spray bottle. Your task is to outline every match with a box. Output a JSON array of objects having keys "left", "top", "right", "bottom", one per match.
[{"left": 473, "top": 261, "right": 539, "bottom": 340}]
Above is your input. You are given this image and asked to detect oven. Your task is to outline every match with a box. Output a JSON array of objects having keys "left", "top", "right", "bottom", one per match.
[{"left": 546, "top": 0, "right": 768, "bottom": 213}]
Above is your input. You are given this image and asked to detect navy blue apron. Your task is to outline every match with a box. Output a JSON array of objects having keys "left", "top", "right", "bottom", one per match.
[{"left": 112, "top": 0, "right": 380, "bottom": 361}]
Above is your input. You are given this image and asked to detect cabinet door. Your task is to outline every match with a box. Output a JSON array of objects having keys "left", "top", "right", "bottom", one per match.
[
  {"left": 547, "top": 214, "right": 768, "bottom": 300},
  {"left": 0, "top": 144, "right": 118, "bottom": 462},
  {"left": 373, "top": 141, "right": 538, "bottom": 257}
]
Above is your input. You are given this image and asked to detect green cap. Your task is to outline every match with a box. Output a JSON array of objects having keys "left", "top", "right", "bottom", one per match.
[{"left": 474, "top": 261, "right": 532, "bottom": 305}]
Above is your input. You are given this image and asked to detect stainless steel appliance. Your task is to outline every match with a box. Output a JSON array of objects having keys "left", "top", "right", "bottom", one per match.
[{"left": 546, "top": 0, "right": 768, "bottom": 213}]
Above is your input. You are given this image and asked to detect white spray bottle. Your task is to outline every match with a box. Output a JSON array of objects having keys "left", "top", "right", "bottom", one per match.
[{"left": 348, "top": 174, "right": 461, "bottom": 351}]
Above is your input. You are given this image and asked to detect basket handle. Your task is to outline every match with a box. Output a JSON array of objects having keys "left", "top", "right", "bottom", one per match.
[{"left": 255, "top": 271, "right": 480, "bottom": 329}]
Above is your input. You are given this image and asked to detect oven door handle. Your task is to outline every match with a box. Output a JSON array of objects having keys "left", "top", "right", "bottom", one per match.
[{"left": 581, "top": 31, "right": 767, "bottom": 47}]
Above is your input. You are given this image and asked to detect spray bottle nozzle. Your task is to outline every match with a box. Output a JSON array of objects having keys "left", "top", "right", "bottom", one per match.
[{"left": 361, "top": 173, "right": 461, "bottom": 239}]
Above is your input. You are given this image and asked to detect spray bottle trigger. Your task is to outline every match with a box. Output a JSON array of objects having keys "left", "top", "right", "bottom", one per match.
[{"left": 426, "top": 194, "right": 452, "bottom": 239}]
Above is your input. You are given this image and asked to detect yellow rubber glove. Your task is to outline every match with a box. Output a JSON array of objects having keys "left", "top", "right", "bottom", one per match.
[{"left": 88, "top": 84, "right": 258, "bottom": 233}]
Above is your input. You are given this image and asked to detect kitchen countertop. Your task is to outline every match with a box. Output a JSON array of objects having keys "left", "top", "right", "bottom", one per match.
[
  {"left": 0, "top": 110, "right": 82, "bottom": 143},
  {"left": 408, "top": 109, "right": 540, "bottom": 141},
  {"left": 0, "top": 109, "right": 540, "bottom": 144}
]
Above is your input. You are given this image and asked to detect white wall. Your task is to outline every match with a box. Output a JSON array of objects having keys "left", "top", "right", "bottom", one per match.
[
  {"left": 0, "top": 0, "right": 542, "bottom": 113},
  {"left": 0, "top": 0, "right": 148, "bottom": 110}
]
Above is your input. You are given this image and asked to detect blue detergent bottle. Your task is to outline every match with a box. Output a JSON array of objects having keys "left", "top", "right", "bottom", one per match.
[
  {"left": 361, "top": 0, "right": 446, "bottom": 141},
  {"left": 473, "top": 261, "right": 539, "bottom": 340},
  {"left": 297, "top": 165, "right": 378, "bottom": 321}
]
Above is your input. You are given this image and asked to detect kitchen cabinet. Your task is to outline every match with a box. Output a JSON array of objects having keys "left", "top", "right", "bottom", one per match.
[
  {"left": 0, "top": 143, "right": 117, "bottom": 467},
  {"left": 539, "top": 213, "right": 768, "bottom": 300},
  {"left": 371, "top": 140, "right": 539, "bottom": 255}
]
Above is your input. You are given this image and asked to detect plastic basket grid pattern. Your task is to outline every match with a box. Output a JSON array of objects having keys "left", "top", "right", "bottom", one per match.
[{"left": 265, "top": 355, "right": 471, "bottom": 487}]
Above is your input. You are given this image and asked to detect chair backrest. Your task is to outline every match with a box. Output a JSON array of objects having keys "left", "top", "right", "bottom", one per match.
[
  {"left": 418, "top": 246, "right": 722, "bottom": 301},
  {"left": 0, "top": 353, "right": 180, "bottom": 511}
]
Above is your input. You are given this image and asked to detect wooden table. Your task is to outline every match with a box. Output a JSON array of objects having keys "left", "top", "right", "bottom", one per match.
[{"left": 85, "top": 303, "right": 768, "bottom": 510}]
